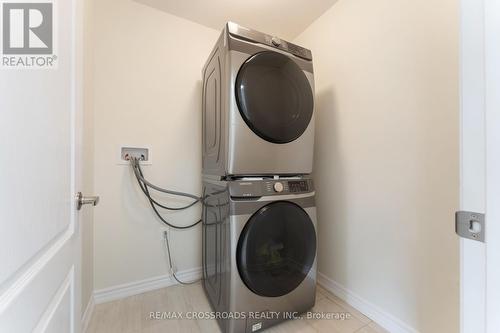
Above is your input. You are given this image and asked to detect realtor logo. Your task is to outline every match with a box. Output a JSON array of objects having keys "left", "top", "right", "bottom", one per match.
[{"left": 1, "top": 1, "right": 57, "bottom": 68}]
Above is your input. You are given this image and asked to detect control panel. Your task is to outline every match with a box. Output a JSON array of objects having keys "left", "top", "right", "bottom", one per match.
[
  {"left": 229, "top": 178, "right": 314, "bottom": 198},
  {"left": 227, "top": 22, "right": 313, "bottom": 61},
  {"left": 288, "top": 180, "right": 309, "bottom": 193}
]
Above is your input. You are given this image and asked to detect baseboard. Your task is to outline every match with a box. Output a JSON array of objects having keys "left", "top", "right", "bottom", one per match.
[
  {"left": 317, "top": 272, "right": 419, "bottom": 333},
  {"left": 92, "top": 268, "right": 417, "bottom": 332},
  {"left": 93, "top": 267, "right": 202, "bottom": 304},
  {"left": 81, "top": 295, "right": 95, "bottom": 333}
]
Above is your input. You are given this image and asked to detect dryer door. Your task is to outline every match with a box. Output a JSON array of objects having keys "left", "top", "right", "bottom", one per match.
[
  {"left": 237, "top": 201, "right": 316, "bottom": 297},
  {"left": 235, "top": 51, "right": 314, "bottom": 144}
]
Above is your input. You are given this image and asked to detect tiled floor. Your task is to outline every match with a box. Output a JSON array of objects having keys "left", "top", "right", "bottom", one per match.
[{"left": 87, "top": 283, "right": 387, "bottom": 333}]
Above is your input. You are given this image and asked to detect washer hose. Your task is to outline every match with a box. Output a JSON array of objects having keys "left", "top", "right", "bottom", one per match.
[
  {"left": 130, "top": 157, "right": 202, "bottom": 229},
  {"left": 129, "top": 157, "right": 202, "bottom": 284}
]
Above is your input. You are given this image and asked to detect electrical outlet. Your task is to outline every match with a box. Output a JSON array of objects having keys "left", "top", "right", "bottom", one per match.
[{"left": 118, "top": 146, "right": 152, "bottom": 165}]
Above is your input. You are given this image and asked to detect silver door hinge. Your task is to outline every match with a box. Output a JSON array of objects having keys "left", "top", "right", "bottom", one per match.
[{"left": 455, "top": 211, "right": 485, "bottom": 242}]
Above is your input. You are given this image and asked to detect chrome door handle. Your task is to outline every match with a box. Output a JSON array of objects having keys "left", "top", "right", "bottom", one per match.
[{"left": 76, "top": 192, "right": 100, "bottom": 210}]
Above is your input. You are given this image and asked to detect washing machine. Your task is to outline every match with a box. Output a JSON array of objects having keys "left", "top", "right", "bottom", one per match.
[
  {"left": 202, "top": 22, "right": 315, "bottom": 177},
  {"left": 202, "top": 176, "right": 317, "bottom": 333}
]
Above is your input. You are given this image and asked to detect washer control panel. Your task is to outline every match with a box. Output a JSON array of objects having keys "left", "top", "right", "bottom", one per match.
[
  {"left": 229, "top": 178, "right": 313, "bottom": 198},
  {"left": 273, "top": 182, "right": 284, "bottom": 192},
  {"left": 266, "top": 181, "right": 288, "bottom": 194}
]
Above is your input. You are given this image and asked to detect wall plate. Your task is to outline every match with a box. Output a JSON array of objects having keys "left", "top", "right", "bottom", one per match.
[{"left": 117, "top": 145, "right": 152, "bottom": 165}]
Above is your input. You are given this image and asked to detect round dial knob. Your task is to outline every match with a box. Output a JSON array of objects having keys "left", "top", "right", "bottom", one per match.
[
  {"left": 271, "top": 37, "right": 282, "bottom": 46},
  {"left": 273, "top": 182, "right": 284, "bottom": 192}
]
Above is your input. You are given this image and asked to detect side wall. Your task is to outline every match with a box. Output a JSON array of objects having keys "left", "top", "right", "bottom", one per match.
[
  {"left": 92, "top": 0, "right": 219, "bottom": 291},
  {"left": 294, "top": 0, "right": 460, "bottom": 332}
]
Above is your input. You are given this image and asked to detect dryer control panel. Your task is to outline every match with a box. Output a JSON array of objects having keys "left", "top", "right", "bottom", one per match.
[
  {"left": 227, "top": 22, "right": 313, "bottom": 61},
  {"left": 229, "top": 178, "right": 314, "bottom": 198}
]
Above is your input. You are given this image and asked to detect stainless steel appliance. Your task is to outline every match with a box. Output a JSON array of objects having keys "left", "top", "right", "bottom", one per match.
[
  {"left": 202, "top": 22, "right": 315, "bottom": 177},
  {"left": 202, "top": 176, "right": 317, "bottom": 333}
]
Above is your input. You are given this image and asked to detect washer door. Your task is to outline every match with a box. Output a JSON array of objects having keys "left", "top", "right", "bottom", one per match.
[
  {"left": 237, "top": 201, "right": 316, "bottom": 297},
  {"left": 235, "top": 51, "right": 314, "bottom": 144}
]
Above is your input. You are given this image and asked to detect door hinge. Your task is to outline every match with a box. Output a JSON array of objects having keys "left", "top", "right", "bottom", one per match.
[{"left": 455, "top": 211, "right": 485, "bottom": 242}]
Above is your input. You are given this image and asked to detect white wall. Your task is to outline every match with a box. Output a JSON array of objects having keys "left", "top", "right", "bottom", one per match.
[
  {"left": 92, "top": 0, "right": 219, "bottom": 290},
  {"left": 90, "top": 1, "right": 459, "bottom": 331},
  {"left": 294, "top": 0, "right": 459, "bottom": 332}
]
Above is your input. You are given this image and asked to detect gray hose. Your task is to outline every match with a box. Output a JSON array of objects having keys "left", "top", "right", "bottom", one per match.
[
  {"left": 130, "top": 157, "right": 202, "bottom": 229},
  {"left": 131, "top": 160, "right": 199, "bottom": 210},
  {"left": 130, "top": 158, "right": 201, "bottom": 201}
]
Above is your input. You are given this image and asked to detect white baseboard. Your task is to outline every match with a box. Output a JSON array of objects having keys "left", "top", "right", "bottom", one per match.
[
  {"left": 91, "top": 268, "right": 417, "bottom": 333},
  {"left": 81, "top": 295, "right": 95, "bottom": 333},
  {"left": 317, "top": 272, "right": 419, "bottom": 333},
  {"left": 93, "top": 267, "right": 202, "bottom": 304}
]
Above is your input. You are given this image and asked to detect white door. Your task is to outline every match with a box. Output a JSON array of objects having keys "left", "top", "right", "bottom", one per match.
[
  {"left": 459, "top": 0, "right": 500, "bottom": 332},
  {"left": 0, "top": 0, "right": 85, "bottom": 332}
]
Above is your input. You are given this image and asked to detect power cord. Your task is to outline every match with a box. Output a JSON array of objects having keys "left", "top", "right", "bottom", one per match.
[
  {"left": 129, "top": 157, "right": 202, "bottom": 284},
  {"left": 164, "top": 230, "right": 201, "bottom": 285}
]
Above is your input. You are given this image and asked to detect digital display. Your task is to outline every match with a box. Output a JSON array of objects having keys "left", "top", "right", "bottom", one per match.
[{"left": 289, "top": 180, "right": 308, "bottom": 193}]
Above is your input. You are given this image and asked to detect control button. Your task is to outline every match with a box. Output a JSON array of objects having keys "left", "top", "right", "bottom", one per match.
[
  {"left": 273, "top": 182, "right": 284, "bottom": 193},
  {"left": 271, "top": 37, "right": 281, "bottom": 46}
]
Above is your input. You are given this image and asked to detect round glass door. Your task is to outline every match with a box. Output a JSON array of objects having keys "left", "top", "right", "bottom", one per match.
[
  {"left": 235, "top": 51, "right": 314, "bottom": 144},
  {"left": 237, "top": 201, "right": 316, "bottom": 297}
]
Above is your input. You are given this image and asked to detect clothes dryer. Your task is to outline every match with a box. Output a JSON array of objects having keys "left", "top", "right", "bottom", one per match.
[{"left": 202, "top": 22, "right": 315, "bottom": 177}]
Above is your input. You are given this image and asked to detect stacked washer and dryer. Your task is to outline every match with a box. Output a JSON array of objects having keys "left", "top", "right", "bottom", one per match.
[{"left": 201, "top": 22, "right": 317, "bottom": 333}]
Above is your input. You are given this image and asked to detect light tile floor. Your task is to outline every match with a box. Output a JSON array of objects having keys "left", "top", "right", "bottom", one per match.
[{"left": 87, "top": 283, "right": 387, "bottom": 333}]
